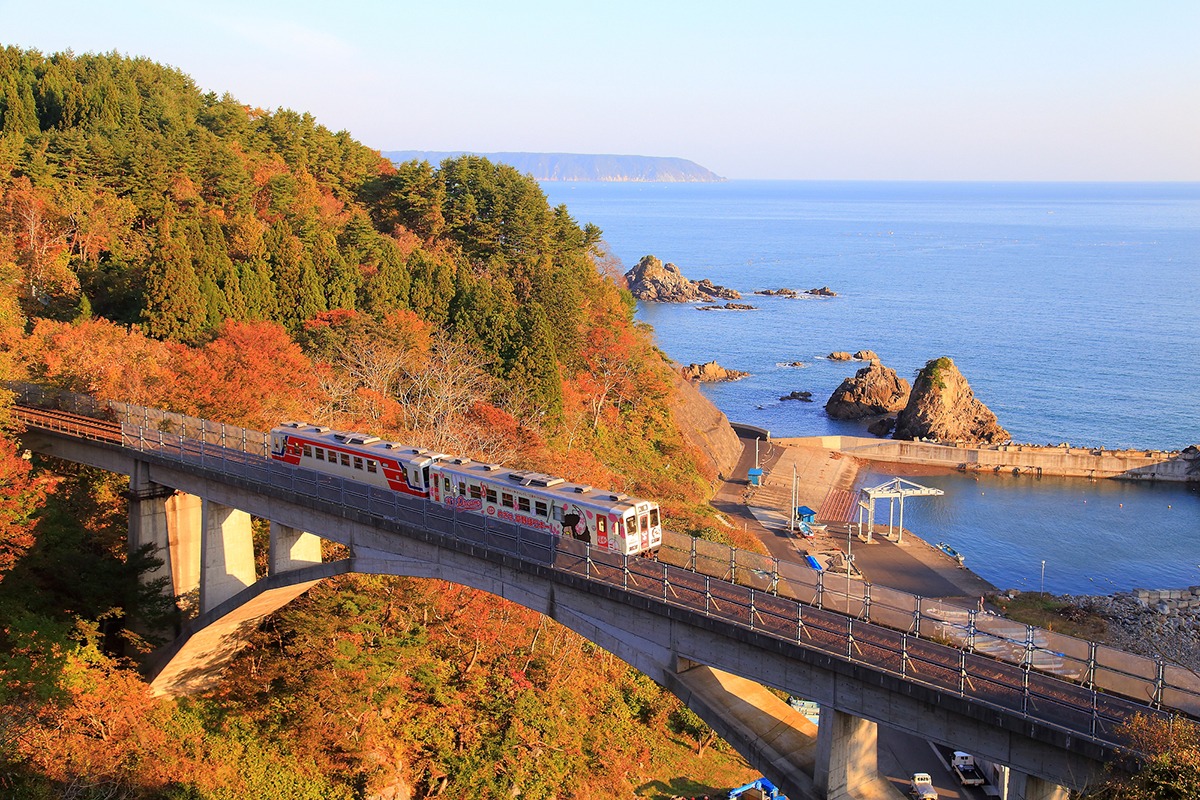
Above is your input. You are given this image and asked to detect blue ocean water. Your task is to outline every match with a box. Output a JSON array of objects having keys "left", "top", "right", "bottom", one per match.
[{"left": 542, "top": 181, "right": 1200, "bottom": 594}]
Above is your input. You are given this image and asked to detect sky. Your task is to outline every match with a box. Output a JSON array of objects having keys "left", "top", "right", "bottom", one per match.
[{"left": 2, "top": 0, "right": 1198, "bottom": 181}]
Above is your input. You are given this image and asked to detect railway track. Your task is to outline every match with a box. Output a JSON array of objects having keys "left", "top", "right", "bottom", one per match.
[{"left": 13, "top": 404, "right": 123, "bottom": 443}]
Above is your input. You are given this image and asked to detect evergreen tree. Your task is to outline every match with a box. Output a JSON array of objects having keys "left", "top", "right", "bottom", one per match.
[
  {"left": 141, "top": 210, "right": 204, "bottom": 342},
  {"left": 503, "top": 301, "right": 562, "bottom": 420}
]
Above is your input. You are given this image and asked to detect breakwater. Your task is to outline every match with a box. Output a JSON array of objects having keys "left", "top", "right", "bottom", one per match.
[{"left": 784, "top": 436, "right": 1198, "bottom": 482}]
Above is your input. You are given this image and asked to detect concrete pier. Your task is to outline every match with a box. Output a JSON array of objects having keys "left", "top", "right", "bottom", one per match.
[
  {"left": 269, "top": 521, "right": 322, "bottom": 574},
  {"left": 199, "top": 500, "right": 255, "bottom": 614},
  {"left": 815, "top": 709, "right": 898, "bottom": 800},
  {"left": 785, "top": 435, "right": 1197, "bottom": 482}
]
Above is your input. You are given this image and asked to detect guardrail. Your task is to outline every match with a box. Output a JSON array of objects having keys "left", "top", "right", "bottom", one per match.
[{"left": 11, "top": 382, "right": 1197, "bottom": 747}]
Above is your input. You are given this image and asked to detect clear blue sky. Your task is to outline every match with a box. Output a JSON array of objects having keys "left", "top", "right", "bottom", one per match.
[{"left": 3, "top": 0, "right": 1198, "bottom": 180}]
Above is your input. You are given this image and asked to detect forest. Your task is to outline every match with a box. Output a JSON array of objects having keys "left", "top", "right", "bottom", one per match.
[{"left": 0, "top": 46, "right": 767, "bottom": 798}]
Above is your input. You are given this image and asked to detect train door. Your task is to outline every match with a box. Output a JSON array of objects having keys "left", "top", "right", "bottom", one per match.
[
  {"left": 623, "top": 511, "right": 637, "bottom": 555},
  {"left": 637, "top": 508, "right": 650, "bottom": 552}
]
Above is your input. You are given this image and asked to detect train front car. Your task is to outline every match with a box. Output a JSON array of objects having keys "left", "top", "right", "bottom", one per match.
[{"left": 431, "top": 459, "right": 663, "bottom": 557}]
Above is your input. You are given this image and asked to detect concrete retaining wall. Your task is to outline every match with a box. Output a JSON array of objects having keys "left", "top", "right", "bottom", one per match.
[
  {"left": 1132, "top": 586, "right": 1200, "bottom": 614},
  {"left": 781, "top": 436, "right": 1198, "bottom": 482}
]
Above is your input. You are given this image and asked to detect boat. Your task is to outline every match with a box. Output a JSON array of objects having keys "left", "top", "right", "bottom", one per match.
[{"left": 936, "top": 542, "right": 966, "bottom": 565}]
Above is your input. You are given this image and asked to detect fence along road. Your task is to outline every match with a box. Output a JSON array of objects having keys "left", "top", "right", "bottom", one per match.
[{"left": 11, "top": 385, "right": 1200, "bottom": 751}]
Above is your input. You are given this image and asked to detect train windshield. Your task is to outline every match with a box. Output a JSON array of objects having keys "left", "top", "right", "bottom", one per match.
[{"left": 649, "top": 507, "right": 660, "bottom": 528}]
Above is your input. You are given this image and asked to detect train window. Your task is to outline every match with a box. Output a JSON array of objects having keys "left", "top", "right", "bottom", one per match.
[
  {"left": 501, "top": 492, "right": 514, "bottom": 509},
  {"left": 340, "top": 453, "right": 350, "bottom": 467},
  {"left": 367, "top": 460, "right": 377, "bottom": 473},
  {"left": 534, "top": 500, "right": 547, "bottom": 517},
  {"left": 315, "top": 448, "right": 324, "bottom": 461},
  {"left": 469, "top": 484, "right": 483, "bottom": 499},
  {"left": 552, "top": 505, "right": 563, "bottom": 522},
  {"left": 649, "top": 508, "right": 660, "bottom": 527},
  {"left": 354, "top": 457, "right": 363, "bottom": 470},
  {"left": 597, "top": 516, "right": 607, "bottom": 535},
  {"left": 638, "top": 513, "right": 648, "bottom": 533},
  {"left": 302, "top": 444, "right": 312, "bottom": 458},
  {"left": 443, "top": 477, "right": 451, "bottom": 495},
  {"left": 517, "top": 496, "right": 530, "bottom": 512},
  {"left": 458, "top": 482, "right": 466, "bottom": 496},
  {"left": 486, "top": 487, "right": 497, "bottom": 504}
]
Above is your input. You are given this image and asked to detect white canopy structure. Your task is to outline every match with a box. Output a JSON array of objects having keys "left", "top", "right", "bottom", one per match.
[{"left": 856, "top": 477, "right": 944, "bottom": 543}]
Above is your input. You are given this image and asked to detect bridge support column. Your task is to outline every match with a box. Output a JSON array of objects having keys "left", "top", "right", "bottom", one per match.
[
  {"left": 1005, "top": 771, "right": 1069, "bottom": 800},
  {"left": 165, "top": 493, "right": 202, "bottom": 597},
  {"left": 269, "top": 522, "right": 322, "bottom": 574},
  {"left": 814, "top": 707, "right": 886, "bottom": 799},
  {"left": 128, "top": 462, "right": 176, "bottom": 595},
  {"left": 200, "top": 500, "right": 255, "bottom": 614}
]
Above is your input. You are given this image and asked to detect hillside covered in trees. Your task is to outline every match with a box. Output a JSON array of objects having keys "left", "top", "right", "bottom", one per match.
[{"left": 0, "top": 47, "right": 765, "bottom": 798}]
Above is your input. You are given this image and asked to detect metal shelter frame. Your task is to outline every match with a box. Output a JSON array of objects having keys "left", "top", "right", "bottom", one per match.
[{"left": 857, "top": 477, "right": 944, "bottom": 543}]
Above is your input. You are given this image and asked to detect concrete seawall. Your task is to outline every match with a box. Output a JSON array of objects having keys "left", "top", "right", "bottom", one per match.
[{"left": 779, "top": 436, "right": 1199, "bottom": 482}]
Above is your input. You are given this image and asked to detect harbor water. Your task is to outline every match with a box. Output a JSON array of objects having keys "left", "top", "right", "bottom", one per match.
[{"left": 543, "top": 180, "right": 1200, "bottom": 593}]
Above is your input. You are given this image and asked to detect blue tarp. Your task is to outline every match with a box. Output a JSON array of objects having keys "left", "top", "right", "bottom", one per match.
[{"left": 805, "top": 555, "right": 823, "bottom": 571}]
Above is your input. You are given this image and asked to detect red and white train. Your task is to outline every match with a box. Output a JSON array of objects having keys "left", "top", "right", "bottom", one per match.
[{"left": 270, "top": 422, "right": 663, "bottom": 557}]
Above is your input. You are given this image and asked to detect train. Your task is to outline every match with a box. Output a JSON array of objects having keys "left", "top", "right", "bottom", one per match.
[{"left": 269, "top": 422, "right": 663, "bottom": 556}]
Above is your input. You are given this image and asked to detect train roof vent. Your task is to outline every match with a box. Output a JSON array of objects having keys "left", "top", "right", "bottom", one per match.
[
  {"left": 507, "top": 470, "right": 564, "bottom": 487},
  {"left": 448, "top": 457, "right": 471, "bottom": 465},
  {"left": 313, "top": 426, "right": 331, "bottom": 433},
  {"left": 572, "top": 485, "right": 592, "bottom": 494},
  {"left": 608, "top": 493, "right": 629, "bottom": 502},
  {"left": 281, "top": 421, "right": 305, "bottom": 428},
  {"left": 336, "top": 433, "right": 380, "bottom": 445},
  {"left": 483, "top": 464, "right": 504, "bottom": 472}
]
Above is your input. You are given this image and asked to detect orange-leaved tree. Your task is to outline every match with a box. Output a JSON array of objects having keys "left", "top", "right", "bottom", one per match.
[{"left": 165, "top": 319, "right": 328, "bottom": 430}]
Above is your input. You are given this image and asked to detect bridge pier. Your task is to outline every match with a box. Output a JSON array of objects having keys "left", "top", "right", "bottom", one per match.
[
  {"left": 1003, "top": 770, "right": 1069, "bottom": 800},
  {"left": 127, "top": 462, "right": 177, "bottom": 593},
  {"left": 200, "top": 500, "right": 256, "bottom": 614},
  {"left": 814, "top": 707, "right": 899, "bottom": 800},
  {"left": 165, "top": 493, "right": 202, "bottom": 598},
  {"left": 269, "top": 522, "right": 322, "bottom": 574}
]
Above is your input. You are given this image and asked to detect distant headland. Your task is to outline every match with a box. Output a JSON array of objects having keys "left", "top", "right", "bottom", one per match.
[{"left": 381, "top": 151, "right": 725, "bottom": 182}]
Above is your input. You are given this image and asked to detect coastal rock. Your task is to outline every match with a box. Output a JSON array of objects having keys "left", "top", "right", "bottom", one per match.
[
  {"left": 827, "top": 351, "right": 853, "bottom": 361},
  {"left": 893, "top": 357, "right": 1009, "bottom": 444},
  {"left": 696, "top": 302, "right": 755, "bottom": 311},
  {"left": 867, "top": 417, "right": 896, "bottom": 437},
  {"left": 780, "top": 390, "right": 813, "bottom": 402},
  {"left": 695, "top": 278, "right": 741, "bottom": 300},
  {"left": 754, "top": 288, "right": 799, "bottom": 297},
  {"left": 824, "top": 361, "right": 911, "bottom": 420},
  {"left": 806, "top": 286, "right": 837, "bottom": 297},
  {"left": 624, "top": 255, "right": 739, "bottom": 302},
  {"left": 853, "top": 350, "right": 879, "bottom": 362},
  {"left": 681, "top": 361, "right": 749, "bottom": 382},
  {"left": 781, "top": 361, "right": 807, "bottom": 368},
  {"left": 667, "top": 369, "right": 743, "bottom": 481}
]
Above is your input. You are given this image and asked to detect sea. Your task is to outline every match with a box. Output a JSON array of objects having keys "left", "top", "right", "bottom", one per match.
[{"left": 541, "top": 181, "right": 1200, "bottom": 595}]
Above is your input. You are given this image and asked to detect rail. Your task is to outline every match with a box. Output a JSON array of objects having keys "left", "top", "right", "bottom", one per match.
[{"left": 11, "top": 383, "right": 1198, "bottom": 750}]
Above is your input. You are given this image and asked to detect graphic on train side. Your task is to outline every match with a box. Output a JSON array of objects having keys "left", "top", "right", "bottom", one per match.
[{"left": 269, "top": 423, "right": 662, "bottom": 557}]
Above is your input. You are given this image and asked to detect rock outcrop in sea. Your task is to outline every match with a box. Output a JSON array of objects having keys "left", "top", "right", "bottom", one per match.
[
  {"left": 893, "top": 357, "right": 1009, "bottom": 443},
  {"left": 824, "top": 360, "right": 911, "bottom": 420},
  {"left": 624, "top": 255, "right": 740, "bottom": 302},
  {"left": 681, "top": 361, "right": 749, "bottom": 382}
]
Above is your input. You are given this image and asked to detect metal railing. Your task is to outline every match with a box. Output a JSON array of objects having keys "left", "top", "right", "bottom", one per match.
[{"left": 12, "top": 383, "right": 1198, "bottom": 748}]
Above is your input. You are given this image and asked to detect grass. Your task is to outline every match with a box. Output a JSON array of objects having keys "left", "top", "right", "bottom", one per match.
[{"left": 989, "top": 591, "right": 1109, "bottom": 640}]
